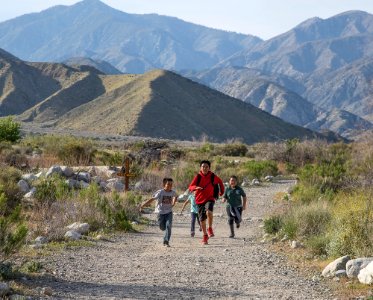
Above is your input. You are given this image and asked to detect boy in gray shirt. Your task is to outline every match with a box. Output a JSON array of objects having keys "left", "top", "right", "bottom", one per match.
[{"left": 140, "top": 178, "right": 178, "bottom": 247}]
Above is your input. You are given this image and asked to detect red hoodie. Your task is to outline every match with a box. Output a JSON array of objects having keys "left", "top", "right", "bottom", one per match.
[{"left": 189, "top": 171, "right": 225, "bottom": 205}]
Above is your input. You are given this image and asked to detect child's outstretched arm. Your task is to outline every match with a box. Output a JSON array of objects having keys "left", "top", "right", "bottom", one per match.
[
  {"left": 179, "top": 198, "right": 190, "bottom": 214},
  {"left": 139, "top": 197, "right": 156, "bottom": 212}
]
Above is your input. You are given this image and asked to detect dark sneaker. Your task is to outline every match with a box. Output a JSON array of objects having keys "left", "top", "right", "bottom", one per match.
[
  {"left": 229, "top": 234, "right": 235, "bottom": 238},
  {"left": 191, "top": 231, "right": 195, "bottom": 237},
  {"left": 207, "top": 227, "right": 214, "bottom": 237},
  {"left": 202, "top": 234, "right": 209, "bottom": 245},
  {"left": 236, "top": 223, "right": 240, "bottom": 229},
  {"left": 163, "top": 240, "right": 170, "bottom": 247}
]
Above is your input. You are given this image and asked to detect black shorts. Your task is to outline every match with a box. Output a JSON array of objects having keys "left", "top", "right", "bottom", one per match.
[{"left": 197, "top": 200, "right": 215, "bottom": 221}]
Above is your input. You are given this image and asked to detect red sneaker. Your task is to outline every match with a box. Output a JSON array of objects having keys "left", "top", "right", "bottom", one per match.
[
  {"left": 202, "top": 234, "right": 209, "bottom": 245},
  {"left": 207, "top": 227, "right": 214, "bottom": 237}
]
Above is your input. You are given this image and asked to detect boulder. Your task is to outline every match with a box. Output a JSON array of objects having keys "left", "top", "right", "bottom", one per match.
[
  {"left": 17, "top": 179, "right": 30, "bottom": 193},
  {"left": 61, "top": 166, "right": 74, "bottom": 177},
  {"left": 322, "top": 255, "right": 350, "bottom": 278},
  {"left": 64, "top": 230, "right": 82, "bottom": 240},
  {"left": 66, "top": 222, "right": 90, "bottom": 234},
  {"left": 358, "top": 261, "right": 373, "bottom": 285},
  {"left": 46, "top": 165, "right": 63, "bottom": 177},
  {"left": 21, "top": 173, "right": 38, "bottom": 183},
  {"left": 346, "top": 258, "right": 373, "bottom": 278}
]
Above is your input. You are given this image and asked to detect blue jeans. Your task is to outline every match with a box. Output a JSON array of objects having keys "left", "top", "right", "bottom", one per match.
[
  {"left": 191, "top": 212, "right": 201, "bottom": 233},
  {"left": 158, "top": 212, "right": 173, "bottom": 242}
]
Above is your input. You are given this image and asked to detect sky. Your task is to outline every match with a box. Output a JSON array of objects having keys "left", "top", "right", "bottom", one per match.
[{"left": 0, "top": 0, "right": 373, "bottom": 40}]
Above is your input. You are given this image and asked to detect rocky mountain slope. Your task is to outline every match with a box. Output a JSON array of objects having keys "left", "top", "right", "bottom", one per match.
[{"left": 182, "top": 66, "right": 373, "bottom": 138}]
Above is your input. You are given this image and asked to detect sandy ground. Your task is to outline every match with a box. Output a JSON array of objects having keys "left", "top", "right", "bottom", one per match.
[{"left": 27, "top": 180, "right": 335, "bottom": 299}]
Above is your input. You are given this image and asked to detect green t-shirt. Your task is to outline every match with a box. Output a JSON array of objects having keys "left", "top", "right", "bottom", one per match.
[{"left": 223, "top": 185, "right": 246, "bottom": 208}]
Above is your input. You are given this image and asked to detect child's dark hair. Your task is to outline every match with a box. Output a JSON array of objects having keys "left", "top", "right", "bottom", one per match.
[
  {"left": 230, "top": 175, "right": 238, "bottom": 181},
  {"left": 200, "top": 160, "right": 211, "bottom": 168},
  {"left": 163, "top": 177, "right": 173, "bottom": 185}
]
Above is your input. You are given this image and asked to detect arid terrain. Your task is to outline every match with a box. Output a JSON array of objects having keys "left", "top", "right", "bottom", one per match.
[{"left": 23, "top": 180, "right": 337, "bottom": 299}]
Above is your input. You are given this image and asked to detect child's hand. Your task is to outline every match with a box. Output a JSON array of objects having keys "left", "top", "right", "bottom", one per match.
[{"left": 222, "top": 198, "right": 227, "bottom": 203}]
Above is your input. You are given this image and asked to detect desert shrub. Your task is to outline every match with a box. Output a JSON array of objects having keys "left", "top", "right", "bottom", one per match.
[
  {"left": 305, "top": 235, "right": 329, "bottom": 256},
  {"left": 21, "top": 261, "right": 43, "bottom": 273},
  {"left": 94, "top": 150, "right": 123, "bottom": 166},
  {"left": 327, "top": 190, "right": 373, "bottom": 257},
  {"left": 0, "top": 166, "right": 22, "bottom": 214},
  {"left": 263, "top": 215, "right": 283, "bottom": 234},
  {"left": 242, "top": 160, "right": 278, "bottom": 179},
  {"left": 292, "top": 184, "right": 323, "bottom": 204},
  {"left": 280, "top": 216, "right": 297, "bottom": 240},
  {"left": 216, "top": 143, "right": 248, "bottom": 157},
  {"left": 293, "top": 201, "right": 331, "bottom": 237},
  {"left": 21, "top": 134, "right": 97, "bottom": 165},
  {"left": 0, "top": 117, "right": 21, "bottom": 143},
  {"left": 172, "top": 161, "right": 197, "bottom": 190},
  {"left": 34, "top": 175, "right": 71, "bottom": 206},
  {"left": 0, "top": 195, "right": 28, "bottom": 262},
  {"left": 198, "top": 142, "right": 215, "bottom": 154}
]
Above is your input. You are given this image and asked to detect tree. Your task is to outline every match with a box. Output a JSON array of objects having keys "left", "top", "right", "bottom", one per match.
[{"left": 0, "top": 117, "right": 21, "bottom": 143}]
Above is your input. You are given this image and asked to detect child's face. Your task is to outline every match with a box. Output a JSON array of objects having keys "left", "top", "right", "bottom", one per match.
[
  {"left": 200, "top": 163, "right": 210, "bottom": 175},
  {"left": 229, "top": 177, "right": 237, "bottom": 188},
  {"left": 164, "top": 181, "right": 173, "bottom": 191}
]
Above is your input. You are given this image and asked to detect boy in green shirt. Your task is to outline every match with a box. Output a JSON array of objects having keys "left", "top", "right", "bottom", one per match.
[{"left": 222, "top": 175, "right": 247, "bottom": 238}]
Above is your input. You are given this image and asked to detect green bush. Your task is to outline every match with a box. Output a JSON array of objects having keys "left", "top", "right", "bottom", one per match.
[
  {"left": 34, "top": 175, "right": 71, "bottom": 206},
  {"left": 327, "top": 191, "right": 373, "bottom": 257},
  {"left": 263, "top": 215, "right": 283, "bottom": 234},
  {"left": 0, "top": 197, "right": 28, "bottom": 262},
  {"left": 216, "top": 143, "right": 248, "bottom": 157},
  {"left": 243, "top": 160, "right": 278, "bottom": 179},
  {"left": 0, "top": 166, "right": 22, "bottom": 215},
  {"left": 0, "top": 117, "right": 21, "bottom": 143},
  {"left": 305, "top": 235, "right": 329, "bottom": 256}
]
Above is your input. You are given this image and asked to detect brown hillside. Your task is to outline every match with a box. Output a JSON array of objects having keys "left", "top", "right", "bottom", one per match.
[{"left": 57, "top": 70, "right": 320, "bottom": 143}]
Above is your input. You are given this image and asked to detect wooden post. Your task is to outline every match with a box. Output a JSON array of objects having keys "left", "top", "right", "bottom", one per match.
[{"left": 117, "top": 157, "right": 136, "bottom": 191}]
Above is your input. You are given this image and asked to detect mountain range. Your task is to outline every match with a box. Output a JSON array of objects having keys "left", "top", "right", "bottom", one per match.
[
  {"left": 0, "top": 49, "right": 325, "bottom": 143},
  {"left": 0, "top": 0, "right": 372, "bottom": 140}
]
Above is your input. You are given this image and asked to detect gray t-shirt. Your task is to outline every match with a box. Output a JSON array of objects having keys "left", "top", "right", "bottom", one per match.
[{"left": 153, "top": 189, "right": 177, "bottom": 214}]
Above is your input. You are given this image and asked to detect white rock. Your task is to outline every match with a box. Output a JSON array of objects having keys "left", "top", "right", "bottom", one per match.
[
  {"left": 346, "top": 257, "right": 373, "bottom": 278},
  {"left": 35, "top": 236, "right": 48, "bottom": 244},
  {"left": 358, "top": 261, "right": 373, "bottom": 285},
  {"left": 66, "top": 222, "right": 90, "bottom": 234},
  {"left": 21, "top": 173, "right": 38, "bottom": 182},
  {"left": 24, "top": 187, "right": 36, "bottom": 199},
  {"left": 64, "top": 230, "right": 81, "bottom": 240},
  {"left": 322, "top": 255, "right": 350, "bottom": 278}
]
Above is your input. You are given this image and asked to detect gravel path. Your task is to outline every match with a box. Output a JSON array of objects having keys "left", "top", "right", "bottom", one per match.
[{"left": 31, "top": 180, "right": 335, "bottom": 299}]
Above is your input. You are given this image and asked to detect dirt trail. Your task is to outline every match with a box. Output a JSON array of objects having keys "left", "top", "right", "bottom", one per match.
[{"left": 31, "top": 180, "right": 334, "bottom": 299}]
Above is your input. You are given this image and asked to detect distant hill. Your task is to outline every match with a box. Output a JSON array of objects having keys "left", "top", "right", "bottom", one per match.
[
  {"left": 63, "top": 57, "right": 122, "bottom": 75},
  {"left": 57, "top": 69, "right": 324, "bottom": 143},
  {"left": 0, "top": 49, "right": 328, "bottom": 144},
  {"left": 0, "top": 0, "right": 261, "bottom": 74},
  {"left": 181, "top": 66, "right": 373, "bottom": 138}
]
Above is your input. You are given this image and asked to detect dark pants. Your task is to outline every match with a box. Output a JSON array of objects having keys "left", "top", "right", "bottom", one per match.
[
  {"left": 158, "top": 212, "right": 173, "bottom": 242},
  {"left": 226, "top": 206, "right": 243, "bottom": 225},
  {"left": 197, "top": 200, "right": 215, "bottom": 222},
  {"left": 191, "top": 212, "right": 201, "bottom": 233}
]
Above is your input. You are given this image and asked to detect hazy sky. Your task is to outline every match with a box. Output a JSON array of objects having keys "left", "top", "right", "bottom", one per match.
[{"left": 1, "top": 0, "right": 373, "bottom": 39}]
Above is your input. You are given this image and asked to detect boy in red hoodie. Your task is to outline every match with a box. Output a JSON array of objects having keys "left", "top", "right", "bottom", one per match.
[{"left": 189, "top": 160, "right": 225, "bottom": 245}]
